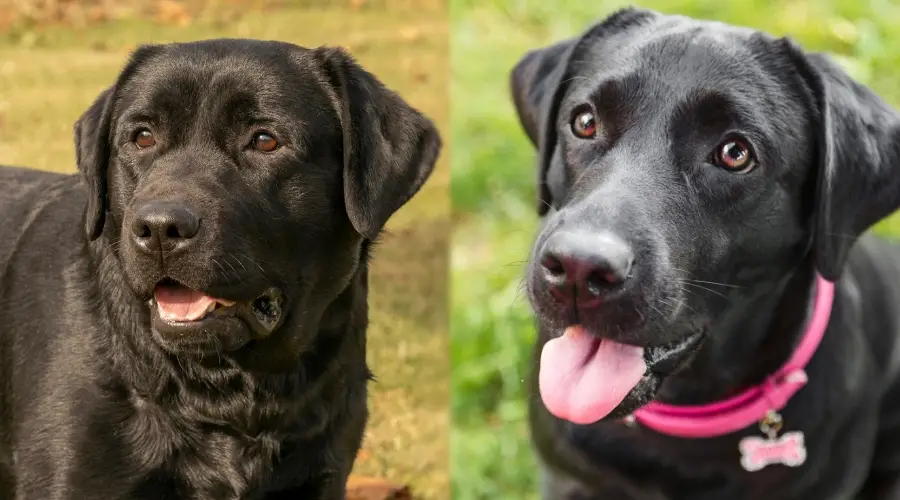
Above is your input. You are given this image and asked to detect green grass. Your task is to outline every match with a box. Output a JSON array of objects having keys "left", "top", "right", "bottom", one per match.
[
  {"left": 0, "top": 3, "right": 449, "bottom": 498},
  {"left": 449, "top": 1, "right": 900, "bottom": 498}
]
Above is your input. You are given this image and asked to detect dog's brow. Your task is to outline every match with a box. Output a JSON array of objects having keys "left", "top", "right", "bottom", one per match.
[
  {"left": 586, "top": 78, "right": 640, "bottom": 114},
  {"left": 119, "top": 111, "right": 158, "bottom": 124},
  {"left": 675, "top": 89, "right": 769, "bottom": 141}
]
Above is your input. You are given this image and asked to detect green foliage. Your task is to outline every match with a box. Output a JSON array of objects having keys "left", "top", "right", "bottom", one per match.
[{"left": 450, "top": 1, "right": 900, "bottom": 498}]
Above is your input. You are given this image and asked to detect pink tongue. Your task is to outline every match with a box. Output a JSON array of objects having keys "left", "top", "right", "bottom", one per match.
[
  {"left": 539, "top": 325, "right": 647, "bottom": 425},
  {"left": 154, "top": 285, "right": 217, "bottom": 322}
]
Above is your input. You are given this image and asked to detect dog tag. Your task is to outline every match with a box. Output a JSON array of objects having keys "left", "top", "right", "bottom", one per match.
[
  {"left": 739, "top": 411, "right": 806, "bottom": 472},
  {"left": 739, "top": 431, "right": 807, "bottom": 471}
]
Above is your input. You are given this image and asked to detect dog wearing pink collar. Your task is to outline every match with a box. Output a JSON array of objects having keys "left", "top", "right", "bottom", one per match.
[{"left": 513, "top": 7, "right": 900, "bottom": 500}]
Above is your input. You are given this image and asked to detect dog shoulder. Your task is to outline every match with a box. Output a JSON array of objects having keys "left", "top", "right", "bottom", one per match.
[{"left": 0, "top": 166, "right": 88, "bottom": 253}]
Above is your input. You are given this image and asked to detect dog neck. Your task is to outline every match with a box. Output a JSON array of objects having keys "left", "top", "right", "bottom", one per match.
[{"left": 655, "top": 261, "right": 821, "bottom": 406}]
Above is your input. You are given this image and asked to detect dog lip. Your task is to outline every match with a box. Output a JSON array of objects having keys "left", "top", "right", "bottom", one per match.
[
  {"left": 149, "top": 297, "right": 239, "bottom": 323},
  {"left": 148, "top": 279, "right": 284, "bottom": 332},
  {"left": 151, "top": 305, "right": 238, "bottom": 326},
  {"left": 251, "top": 287, "right": 284, "bottom": 333},
  {"left": 643, "top": 331, "right": 705, "bottom": 374},
  {"left": 149, "top": 306, "right": 252, "bottom": 353},
  {"left": 151, "top": 278, "right": 238, "bottom": 323},
  {"left": 151, "top": 277, "right": 275, "bottom": 307}
]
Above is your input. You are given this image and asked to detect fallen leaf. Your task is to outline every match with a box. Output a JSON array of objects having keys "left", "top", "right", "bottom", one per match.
[{"left": 346, "top": 475, "right": 411, "bottom": 500}]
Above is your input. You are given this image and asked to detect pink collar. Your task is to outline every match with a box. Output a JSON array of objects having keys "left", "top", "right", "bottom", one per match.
[{"left": 630, "top": 274, "right": 835, "bottom": 439}]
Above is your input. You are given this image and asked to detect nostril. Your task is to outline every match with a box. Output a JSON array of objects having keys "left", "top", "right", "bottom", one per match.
[
  {"left": 541, "top": 255, "right": 566, "bottom": 277},
  {"left": 166, "top": 225, "right": 182, "bottom": 239},
  {"left": 135, "top": 224, "right": 152, "bottom": 239},
  {"left": 585, "top": 270, "right": 625, "bottom": 296}
]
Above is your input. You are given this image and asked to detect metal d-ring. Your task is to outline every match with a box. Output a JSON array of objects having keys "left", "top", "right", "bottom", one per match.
[{"left": 759, "top": 410, "right": 783, "bottom": 439}]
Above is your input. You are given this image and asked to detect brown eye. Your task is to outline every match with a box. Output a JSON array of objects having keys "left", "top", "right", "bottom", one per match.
[
  {"left": 571, "top": 111, "right": 597, "bottom": 139},
  {"left": 134, "top": 129, "right": 156, "bottom": 148},
  {"left": 714, "top": 139, "right": 755, "bottom": 173},
  {"left": 253, "top": 132, "right": 279, "bottom": 153}
]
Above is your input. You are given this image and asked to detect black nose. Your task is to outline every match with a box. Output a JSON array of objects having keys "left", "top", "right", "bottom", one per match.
[
  {"left": 539, "top": 229, "right": 635, "bottom": 307},
  {"left": 131, "top": 201, "right": 201, "bottom": 254}
]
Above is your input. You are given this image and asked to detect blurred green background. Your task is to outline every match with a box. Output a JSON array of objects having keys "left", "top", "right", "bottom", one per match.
[
  {"left": 450, "top": 0, "right": 900, "bottom": 498},
  {"left": 0, "top": 1, "right": 448, "bottom": 498}
]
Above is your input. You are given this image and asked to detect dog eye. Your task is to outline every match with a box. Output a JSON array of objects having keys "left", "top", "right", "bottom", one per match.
[
  {"left": 252, "top": 132, "right": 279, "bottom": 153},
  {"left": 134, "top": 129, "right": 156, "bottom": 149},
  {"left": 713, "top": 139, "right": 756, "bottom": 173},
  {"left": 571, "top": 111, "right": 597, "bottom": 139}
]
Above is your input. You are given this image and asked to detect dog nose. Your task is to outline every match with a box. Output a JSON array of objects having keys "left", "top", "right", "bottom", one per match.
[
  {"left": 539, "top": 230, "right": 634, "bottom": 306},
  {"left": 131, "top": 201, "right": 201, "bottom": 254}
]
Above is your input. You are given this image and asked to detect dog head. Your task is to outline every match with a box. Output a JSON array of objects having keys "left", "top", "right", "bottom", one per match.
[
  {"left": 512, "top": 8, "right": 900, "bottom": 424},
  {"left": 74, "top": 39, "right": 440, "bottom": 362}
]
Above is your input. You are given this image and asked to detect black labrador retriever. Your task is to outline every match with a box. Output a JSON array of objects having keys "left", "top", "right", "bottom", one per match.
[
  {"left": 0, "top": 39, "right": 440, "bottom": 499},
  {"left": 512, "top": 8, "right": 900, "bottom": 500}
]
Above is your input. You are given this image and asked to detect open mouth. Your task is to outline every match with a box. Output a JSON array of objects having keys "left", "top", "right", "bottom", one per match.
[
  {"left": 538, "top": 326, "right": 704, "bottom": 425},
  {"left": 153, "top": 279, "right": 237, "bottom": 323},
  {"left": 151, "top": 279, "right": 284, "bottom": 334}
]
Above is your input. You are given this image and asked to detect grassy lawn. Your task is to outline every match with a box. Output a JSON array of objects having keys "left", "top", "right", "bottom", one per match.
[
  {"left": 449, "top": 0, "right": 900, "bottom": 498},
  {"left": 0, "top": 2, "right": 449, "bottom": 498}
]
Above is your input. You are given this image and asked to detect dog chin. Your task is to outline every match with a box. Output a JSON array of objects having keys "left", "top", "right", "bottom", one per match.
[{"left": 149, "top": 308, "right": 254, "bottom": 355}]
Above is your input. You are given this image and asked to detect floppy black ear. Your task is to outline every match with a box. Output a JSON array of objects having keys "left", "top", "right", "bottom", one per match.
[
  {"left": 74, "top": 86, "right": 116, "bottom": 241},
  {"left": 787, "top": 43, "right": 900, "bottom": 280},
  {"left": 74, "top": 45, "right": 165, "bottom": 241},
  {"left": 509, "top": 7, "right": 654, "bottom": 216},
  {"left": 314, "top": 47, "right": 441, "bottom": 239},
  {"left": 510, "top": 39, "right": 575, "bottom": 216}
]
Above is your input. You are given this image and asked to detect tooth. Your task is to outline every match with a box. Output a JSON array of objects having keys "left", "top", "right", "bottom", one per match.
[
  {"left": 205, "top": 302, "right": 217, "bottom": 314},
  {"left": 217, "top": 299, "right": 236, "bottom": 307}
]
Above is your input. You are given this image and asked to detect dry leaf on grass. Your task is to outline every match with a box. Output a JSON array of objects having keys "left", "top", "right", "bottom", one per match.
[{"left": 345, "top": 475, "right": 411, "bottom": 500}]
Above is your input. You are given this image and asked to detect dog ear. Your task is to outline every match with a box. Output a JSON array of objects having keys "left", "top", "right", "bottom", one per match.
[
  {"left": 73, "top": 44, "right": 167, "bottom": 242},
  {"left": 787, "top": 42, "right": 900, "bottom": 281},
  {"left": 314, "top": 47, "right": 441, "bottom": 239},
  {"left": 510, "top": 39, "right": 575, "bottom": 216},
  {"left": 509, "top": 7, "right": 655, "bottom": 215},
  {"left": 74, "top": 86, "right": 116, "bottom": 241}
]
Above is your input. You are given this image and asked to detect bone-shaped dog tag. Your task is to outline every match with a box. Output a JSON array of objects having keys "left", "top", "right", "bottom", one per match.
[{"left": 739, "top": 431, "right": 807, "bottom": 472}]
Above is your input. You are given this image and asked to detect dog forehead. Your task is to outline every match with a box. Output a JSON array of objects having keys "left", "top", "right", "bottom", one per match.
[
  {"left": 564, "top": 19, "right": 787, "bottom": 117},
  {"left": 585, "top": 25, "right": 763, "bottom": 84},
  {"left": 118, "top": 41, "right": 330, "bottom": 115}
]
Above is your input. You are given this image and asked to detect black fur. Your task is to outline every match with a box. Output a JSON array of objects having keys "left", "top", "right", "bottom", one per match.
[
  {"left": 512, "top": 8, "right": 900, "bottom": 499},
  {"left": 0, "top": 39, "right": 440, "bottom": 499}
]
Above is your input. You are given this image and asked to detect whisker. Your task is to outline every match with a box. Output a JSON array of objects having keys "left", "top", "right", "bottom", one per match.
[
  {"left": 681, "top": 281, "right": 730, "bottom": 301},
  {"left": 228, "top": 254, "right": 248, "bottom": 274},
  {"left": 670, "top": 267, "right": 743, "bottom": 289},
  {"left": 237, "top": 253, "right": 267, "bottom": 275},
  {"left": 686, "top": 279, "right": 742, "bottom": 289},
  {"left": 211, "top": 258, "right": 229, "bottom": 279}
]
